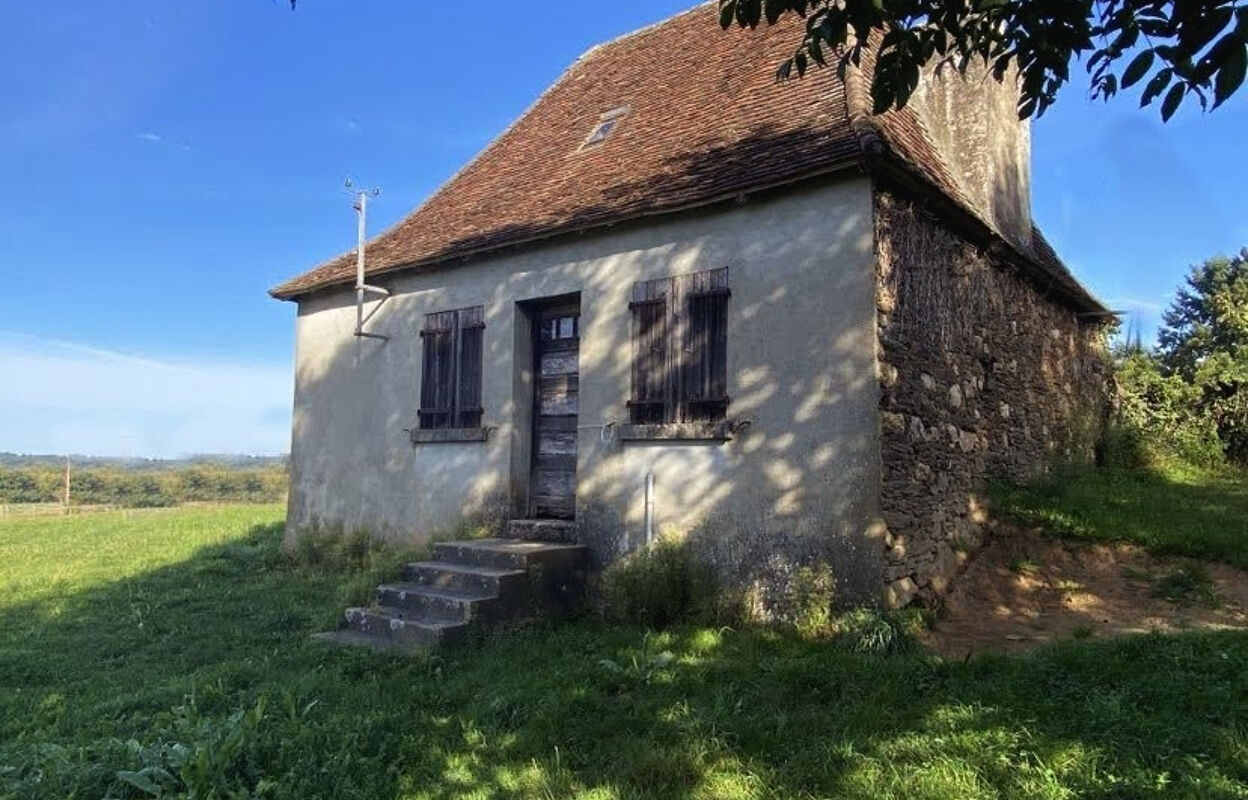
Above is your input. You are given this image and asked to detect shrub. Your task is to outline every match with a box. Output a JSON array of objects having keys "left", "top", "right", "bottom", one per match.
[
  {"left": 785, "top": 564, "right": 836, "bottom": 638},
  {"left": 834, "top": 608, "right": 923, "bottom": 655},
  {"left": 0, "top": 467, "right": 50, "bottom": 503},
  {"left": 1111, "top": 349, "right": 1226, "bottom": 469},
  {"left": 601, "top": 536, "right": 721, "bottom": 627},
  {"left": 1151, "top": 562, "right": 1221, "bottom": 608},
  {"left": 287, "top": 523, "right": 430, "bottom": 614},
  {"left": 1096, "top": 423, "right": 1149, "bottom": 470},
  {"left": 288, "top": 523, "right": 383, "bottom": 572},
  {"left": 1156, "top": 249, "right": 1248, "bottom": 465}
]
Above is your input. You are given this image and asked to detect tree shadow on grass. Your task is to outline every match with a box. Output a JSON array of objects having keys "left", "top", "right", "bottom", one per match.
[
  {"left": 1, "top": 523, "right": 1246, "bottom": 799},
  {"left": 993, "top": 464, "right": 1248, "bottom": 570}
]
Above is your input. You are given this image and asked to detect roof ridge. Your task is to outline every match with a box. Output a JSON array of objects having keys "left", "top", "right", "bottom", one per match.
[
  {"left": 840, "top": 39, "right": 888, "bottom": 156},
  {"left": 577, "top": 2, "right": 717, "bottom": 62}
]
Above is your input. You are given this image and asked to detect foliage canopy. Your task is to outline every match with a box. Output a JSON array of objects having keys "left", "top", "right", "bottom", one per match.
[
  {"left": 1112, "top": 248, "right": 1248, "bottom": 466},
  {"left": 1158, "top": 248, "right": 1248, "bottom": 462},
  {"left": 719, "top": 0, "right": 1248, "bottom": 119}
]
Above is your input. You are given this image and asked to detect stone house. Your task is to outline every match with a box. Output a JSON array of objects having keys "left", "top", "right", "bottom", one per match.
[{"left": 272, "top": 5, "right": 1110, "bottom": 610}]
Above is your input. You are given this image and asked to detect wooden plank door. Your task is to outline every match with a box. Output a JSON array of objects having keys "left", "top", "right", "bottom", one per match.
[{"left": 532, "top": 308, "right": 580, "bottom": 519}]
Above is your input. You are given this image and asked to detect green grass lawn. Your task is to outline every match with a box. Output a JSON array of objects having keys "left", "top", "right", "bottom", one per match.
[
  {"left": 2, "top": 502, "right": 1247, "bottom": 799},
  {"left": 993, "top": 463, "right": 1248, "bottom": 569}
]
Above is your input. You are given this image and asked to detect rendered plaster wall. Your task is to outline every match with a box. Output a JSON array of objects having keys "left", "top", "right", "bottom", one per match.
[
  {"left": 874, "top": 190, "right": 1110, "bottom": 606},
  {"left": 284, "top": 177, "right": 888, "bottom": 604},
  {"left": 907, "top": 63, "right": 1034, "bottom": 250}
]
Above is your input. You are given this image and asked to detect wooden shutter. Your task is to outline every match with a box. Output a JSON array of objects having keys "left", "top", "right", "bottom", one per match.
[
  {"left": 456, "top": 306, "right": 484, "bottom": 428},
  {"left": 419, "top": 311, "right": 456, "bottom": 430},
  {"left": 683, "top": 269, "right": 730, "bottom": 422},
  {"left": 629, "top": 277, "right": 672, "bottom": 424},
  {"left": 419, "top": 306, "right": 484, "bottom": 430},
  {"left": 628, "top": 267, "right": 729, "bottom": 424}
]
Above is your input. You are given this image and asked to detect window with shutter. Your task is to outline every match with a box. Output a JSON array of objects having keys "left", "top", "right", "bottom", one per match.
[
  {"left": 628, "top": 267, "right": 729, "bottom": 424},
  {"left": 685, "top": 286, "right": 730, "bottom": 422},
  {"left": 419, "top": 306, "right": 484, "bottom": 430}
]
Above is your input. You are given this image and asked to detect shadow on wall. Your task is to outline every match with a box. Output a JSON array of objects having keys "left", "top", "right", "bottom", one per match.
[{"left": 285, "top": 123, "right": 888, "bottom": 611}]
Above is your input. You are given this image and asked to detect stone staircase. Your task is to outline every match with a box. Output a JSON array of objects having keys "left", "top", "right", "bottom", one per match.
[
  {"left": 315, "top": 524, "right": 586, "bottom": 653},
  {"left": 500, "top": 518, "right": 577, "bottom": 543}
]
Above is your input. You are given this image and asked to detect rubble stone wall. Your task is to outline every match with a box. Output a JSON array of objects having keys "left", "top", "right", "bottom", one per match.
[{"left": 874, "top": 190, "right": 1110, "bottom": 606}]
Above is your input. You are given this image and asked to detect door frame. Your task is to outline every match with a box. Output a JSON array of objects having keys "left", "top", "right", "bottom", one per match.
[{"left": 526, "top": 295, "right": 581, "bottom": 519}]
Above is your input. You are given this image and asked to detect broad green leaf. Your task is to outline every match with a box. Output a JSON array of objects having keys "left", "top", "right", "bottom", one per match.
[
  {"left": 117, "top": 770, "right": 162, "bottom": 797},
  {"left": 764, "top": 0, "right": 788, "bottom": 25},
  {"left": 1161, "top": 81, "right": 1185, "bottom": 120},
  {"left": 740, "top": 0, "right": 762, "bottom": 28},
  {"left": 809, "top": 37, "right": 826, "bottom": 66},
  {"left": 1213, "top": 37, "right": 1246, "bottom": 108},
  {"left": 1141, "top": 67, "right": 1173, "bottom": 106},
  {"left": 1122, "top": 49, "right": 1154, "bottom": 88}
]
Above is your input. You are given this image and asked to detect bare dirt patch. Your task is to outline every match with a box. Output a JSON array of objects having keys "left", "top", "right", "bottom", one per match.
[{"left": 926, "top": 524, "right": 1248, "bottom": 657}]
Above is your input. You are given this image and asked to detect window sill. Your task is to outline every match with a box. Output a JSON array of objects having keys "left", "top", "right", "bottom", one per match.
[
  {"left": 618, "top": 421, "right": 734, "bottom": 443},
  {"left": 409, "top": 428, "right": 489, "bottom": 445}
]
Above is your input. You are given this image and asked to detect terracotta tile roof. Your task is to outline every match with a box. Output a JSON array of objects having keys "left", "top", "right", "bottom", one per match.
[{"left": 271, "top": 3, "right": 1103, "bottom": 313}]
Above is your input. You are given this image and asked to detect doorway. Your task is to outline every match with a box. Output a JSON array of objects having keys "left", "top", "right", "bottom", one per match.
[{"left": 530, "top": 301, "right": 580, "bottom": 519}]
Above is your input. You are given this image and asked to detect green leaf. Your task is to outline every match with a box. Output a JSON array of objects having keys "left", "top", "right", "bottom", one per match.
[
  {"left": 1213, "top": 37, "right": 1246, "bottom": 108},
  {"left": 809, "top": 37, "right": 826, "bottom": 66},
  {"left": 1161, "top": 82, "right": 1185, "bottom": 120},
  {"left": 1122, "top": 49, "right": 1154, "bottom": 88},
  {"left": 1141, "top": 68, "right": 1173, "bottom": 106},
  {"left": 764, "top": 0, "right": 795, "bottom": 25},
  {"left": 651, "top": 651, "right": 677, "bottom": 669},
  {"left": 1103, "top": 73, "right": 1119, "bottom": 98},
  {"left": 117, "top": 770, "right": 162, "bottom": 797},
  {"left": 719, "top": 0, "right": 736, "bottom": 29},
  {"left": 728, "top": 0, "right": 758, "bottom": 28},
  {"left": 738, "top": 0, "right": 761, "bottom": 28}
]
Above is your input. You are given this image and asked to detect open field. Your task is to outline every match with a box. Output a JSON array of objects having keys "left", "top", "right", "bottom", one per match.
[{"left": 2, "top": 491, "right": 1247, "bottom": 799}]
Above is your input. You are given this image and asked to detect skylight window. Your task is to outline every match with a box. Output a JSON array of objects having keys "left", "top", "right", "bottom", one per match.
[{"left": 581, "top": 106, "right": 629, "bottom": 150}]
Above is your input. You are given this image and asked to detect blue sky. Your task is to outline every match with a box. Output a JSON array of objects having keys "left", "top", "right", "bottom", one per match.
[{"left": 1, "top": 2, "right": 1244, "bottom": 457}]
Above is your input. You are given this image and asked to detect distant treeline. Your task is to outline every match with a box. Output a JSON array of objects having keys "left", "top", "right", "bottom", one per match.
[
  {"left": 0, "top": 452, "right": 287, "bottom": 471},
  {"left": 0, "top": 464, "right": 288, "bottom": 508}
]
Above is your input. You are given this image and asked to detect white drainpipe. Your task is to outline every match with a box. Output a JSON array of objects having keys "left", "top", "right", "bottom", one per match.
[{"left": 644, "top": 471, "right": 655, "bottom": 547}]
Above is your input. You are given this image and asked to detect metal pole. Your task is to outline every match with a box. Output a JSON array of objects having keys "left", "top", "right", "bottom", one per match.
[
  {"left": 355, "top": 190, "right": 366, "bottom": 336},
  {"left": 644, "top": 471, "right": 654, "bottom": 546}
]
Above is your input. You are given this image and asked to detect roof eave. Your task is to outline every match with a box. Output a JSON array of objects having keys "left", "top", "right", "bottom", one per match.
[{"left": 268, "top": 158, "right": 867, "bottom": 302}]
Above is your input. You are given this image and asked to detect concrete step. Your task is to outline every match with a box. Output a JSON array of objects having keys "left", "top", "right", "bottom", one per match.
[
  {"left": 375, "top": 583, "right": 495, "bottom": 622},
  {"left": 503, "top": 518, "right": 578, "bottom": 543},
  {"left": 341, "top": 606, "right": 468, "bottom": 651},
  {"left": 402, "top": 560, "right": 526, "bottom": 596},
  {"left": 316, "top": 537, "right": 589, "bottom": 654},
  {"left": 432, "top": 538, "right": 587, "bottom": 571}
]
